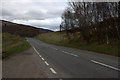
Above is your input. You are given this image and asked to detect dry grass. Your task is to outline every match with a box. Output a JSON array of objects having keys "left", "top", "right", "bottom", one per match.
[
  {"left": 36, "top": 31, "right": 119, "bottom": 57},
  {"left": 2, "top": 33, "right": 30, "bottom": 58}
]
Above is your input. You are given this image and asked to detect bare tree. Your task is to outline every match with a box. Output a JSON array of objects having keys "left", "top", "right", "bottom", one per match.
[{"left": 60, "top": 2, "right": 119, "bottom": 45}]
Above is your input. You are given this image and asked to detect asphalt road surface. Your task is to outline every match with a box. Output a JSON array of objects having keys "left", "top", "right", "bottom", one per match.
[{"left": 27, "top": 38, "right": 120, "bottom": 78}]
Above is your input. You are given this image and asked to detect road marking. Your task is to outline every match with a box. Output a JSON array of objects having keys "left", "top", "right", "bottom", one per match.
[
  {"left": 41, "top": 58, "right": 45, "bottom": 61},
  {"left": 29, "top": 41, "right": 58, "bottom": 75},
  {"left": 32, "top": 46, "right": 39, "bottom": 55},
  {"left": 44, "top": 61, "right": 49, "bottom": 66},
  {"left": 64, "top": 51, "right": 69, "bottom": 54},
  {"left": 63, "top": 51, "right": 69, "bottom": 54},
  {"left": 50, "top": 68, "right": 57, "bottom": 74},
  {"left": 71, "top": 54, "right": 79, "bottom": 57},
  {"left": 62, "top": 51, "right": 78, "bottom": 57},
  {"left": 38, "top": 54, "right": 42, "bottom": 58},
  {"left": 91, "top": 60, "right": 120, "bottom": 71},
  {"left": 52, "top": 47, "right": 58, "bottom": 50},
  {"left": 55, "top": 49, "right": 58, "bottom": 50},
  {"left": 54, "top": 48, "right": 58, "bottom": 50}
]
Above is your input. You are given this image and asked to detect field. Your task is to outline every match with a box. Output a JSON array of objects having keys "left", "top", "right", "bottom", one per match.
[
  {"left": 36, "top": 32, "right": 119, "bottom": 57},
  {"left": 2, "top": 33, "right": 30, "bottom": 58}
]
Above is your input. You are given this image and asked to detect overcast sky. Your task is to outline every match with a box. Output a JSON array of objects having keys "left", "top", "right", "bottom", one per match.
[{"left": 1, "top": 0, "right": 68, "bottom": 31}]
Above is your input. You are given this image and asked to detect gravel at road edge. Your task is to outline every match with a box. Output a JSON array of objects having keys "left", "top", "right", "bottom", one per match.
[{"left": 2, "top": 47, "right": 48, "bottom": 78}]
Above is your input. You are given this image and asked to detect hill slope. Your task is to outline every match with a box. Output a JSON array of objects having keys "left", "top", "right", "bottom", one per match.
[
  {"left": 1, "top": 20, "right": 53, "bottom": 37},
  {"left": 36, "top": 17, "right": 119, "bottom": 57}
]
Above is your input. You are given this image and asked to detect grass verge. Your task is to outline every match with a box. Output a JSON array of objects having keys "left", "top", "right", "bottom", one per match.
[
  {"left": 2, "top": 41, "right": 30, "bottom": 58},
  {"left": 36, "top": 32, "right": 119, "bottom": 57},
  {"left": 2, "top": 33, "right": 30, "bottom": 59}
]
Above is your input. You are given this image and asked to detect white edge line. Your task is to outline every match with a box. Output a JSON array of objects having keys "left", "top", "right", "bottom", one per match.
[
  {"left": 41, "top": 58, "right": 45, "bottom": 61},
  {"left": 32, "top": 46, "right": 50, "bottom": 68},
  {"left": 32, "top": 46, "right": 45, "bottom": 61},
  {"left": 44, "top": 61, "right": 49, "bottom": 66},
  {"left": 50, "top": 68, "right": 57, "bottom": 74},
  {"left": 32, "top": 46, "right": 39, "bottom": 55},
  {"left": 38, "top": 55, "right": 42, "bottom": 58},
  {"left": 91, "top": 60, "right": 120, "bottom": 71}
]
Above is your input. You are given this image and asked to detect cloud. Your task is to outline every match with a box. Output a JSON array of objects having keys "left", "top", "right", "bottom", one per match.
[
  {"left": 12, "top": 17, "right": 61, "bottom": 31},
  {"left": 1, "top": 0, "right": 67, "bottom": 31}
]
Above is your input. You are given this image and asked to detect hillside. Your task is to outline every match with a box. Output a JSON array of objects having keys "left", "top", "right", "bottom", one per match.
[
  {"left": 36, "top": 17, "right": 119, "bottom": 57},
  {"left": 1, "top": 20, "right": 53, "bottom": 37}
]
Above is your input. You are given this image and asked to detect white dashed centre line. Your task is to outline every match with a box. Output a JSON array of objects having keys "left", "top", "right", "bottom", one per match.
[
  {"left": 50, "top": 68, "right": 57, "bottom": 74},
  {"left": 63, "top": 51, "right": 69, "bottom": 54},
  {"left": 91, "top": 60, "right": 120, "bottom": 71},
  {"left": 71, "top": 54, "right": 79, "bottom": 57},
  {"left": 62, "top": 51, "right": 78, "bottom": 57},
  {"left": 52, "top": 47, "right": 58, "bottom": 50}
]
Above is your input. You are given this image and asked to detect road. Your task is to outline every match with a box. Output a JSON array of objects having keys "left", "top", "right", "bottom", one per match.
[{"left": 27, "top": 38, "right": 119, "bottom": 78}]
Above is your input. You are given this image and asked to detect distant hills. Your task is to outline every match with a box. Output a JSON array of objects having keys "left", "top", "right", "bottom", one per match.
[{"left": 1, "top": 20, "right": 53, "bottom": 37}]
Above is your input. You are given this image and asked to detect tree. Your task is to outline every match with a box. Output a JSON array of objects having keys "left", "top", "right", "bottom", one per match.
[{"left": 60, "top": 2, "right": 119, "bottom": 45}]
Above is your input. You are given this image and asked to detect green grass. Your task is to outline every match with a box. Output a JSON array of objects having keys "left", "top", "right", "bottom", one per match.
[
  {"left": 2, "top": 33, "right": 26, "bottom": 48},
  {"left": 2, "top": 41, "right": 30, "bottom": 58},
  {"left": 60, "top": 41, "right": 118, "bottom": 56},
  {"left": 2, "top": 33, "right": 30, "bottom": 58},
  {"left": 36, "top": 32, "right": 119, "bottom": 57}
]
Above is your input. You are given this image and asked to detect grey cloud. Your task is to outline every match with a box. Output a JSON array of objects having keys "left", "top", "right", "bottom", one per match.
[
  {"left": 1, "top": 0, "right": 67, "bottom": 31},
  {"left": 2, "top": 1, "right": 67, "bottom": 20}
]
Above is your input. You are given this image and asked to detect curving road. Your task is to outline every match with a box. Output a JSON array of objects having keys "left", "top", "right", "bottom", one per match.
[{"left": 27, "top": 38, "right": 119, "bottom": 78}]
